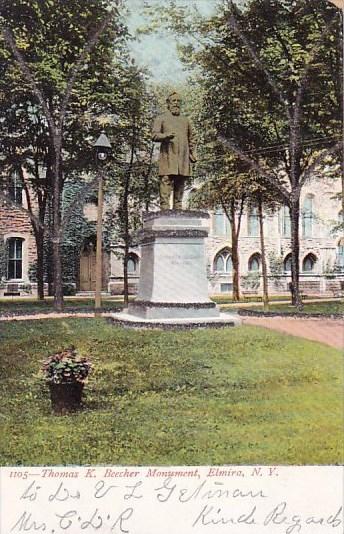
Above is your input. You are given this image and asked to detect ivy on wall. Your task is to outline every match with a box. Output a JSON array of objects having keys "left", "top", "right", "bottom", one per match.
[
  {"left": 61, "top": 179, "right": 97, "bottom": 287},
  {"left": 0, "top": 236, "right": 8, "bottom": 284},
  {"left": 28, "top": 180, "right": 96, "bottom": 292}
]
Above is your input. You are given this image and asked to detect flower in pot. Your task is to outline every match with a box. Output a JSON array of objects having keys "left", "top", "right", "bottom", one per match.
[{"left": 42, "top": 346, "right": 92, "bottom": 414}]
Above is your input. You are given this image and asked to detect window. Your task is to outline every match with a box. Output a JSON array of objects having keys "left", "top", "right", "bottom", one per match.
[
  {"left": 337, "top": 238, "right": 344, "bottom": 270},
  {"left": 280, "top": 205, "right": 291, "bottom": 237},
  {"left": 302, "top": 253, "right": 317, "bottom": 272},
  {"left": 220, "top": 283, "right": 232, "bottom": 293},
  {"left": 247, "top": 207, "right": 259, "bottom": 237},
  {"left": 302, "top": 195, "right": 314, "bottom": 238},
  {"left": 213, "top": 208, "right": 230, "bottom": 236},
  {"left": 127, "top": 254, "right": 139, "bottom": 274},
  {"left": 7, "top": 238, "right": 23, "bottom": 279},
  {"left": 284, "top": 253, "right": 292, "bottom": 272},
  {"left": 214, "top": 248, "right": 232, "bottom": 273},
  {"left": 248, "top": 253, "right": 261, "bottom": 271},
  {"left": 8, "top": 171, "right": 23, "bottom": 206}
]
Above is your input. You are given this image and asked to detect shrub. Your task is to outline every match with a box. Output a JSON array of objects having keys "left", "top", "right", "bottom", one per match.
[{"left": 42, "top": 346, "right": 92, "bottom": 384}]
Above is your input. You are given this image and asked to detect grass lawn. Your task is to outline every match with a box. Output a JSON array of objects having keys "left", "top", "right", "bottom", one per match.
[
  {"left": 0, "top": 318, "right": 342, "bottom": 465},
  {"left": 0, "top": 297, "right": 123, "bottom": 315},
  {"left": 1, "top": 296, "right": 342, "bottom": 316},
  {"left": 237, "top": 300, "right": 344, "bottom": 315}
]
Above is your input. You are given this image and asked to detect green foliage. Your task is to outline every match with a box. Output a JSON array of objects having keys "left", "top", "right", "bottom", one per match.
[
  {"left": 0, "top": 297, "right": 123, "bottom": 314},
  {"left": 62, "top": 283, "right": 76, "bottom": 296},
  {"left": 241, "top": 271, "right": 261, "bottom": 290},
  {"left": 246, "top": 300, "right": 344, "bottom": 315},
  {"left": 0, "top": 318, "right": 342, "bottom": 464},
  {"left": 42, "top": 345, "right": 92, "bottom": 384},
  {"left": 61, "top": 180, "right": 96, "bottom": 284},
  {"left": 0, "top": 236, "right": 7, "bottom": 281},
  {"left": 0, "top": 0, "right": 155, "bottom": 301},
  {"left": 268, "top": 251, "right": 284, "bottom": 276}
]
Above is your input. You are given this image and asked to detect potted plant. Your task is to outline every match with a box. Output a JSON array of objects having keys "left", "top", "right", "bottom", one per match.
[{"left": 42, "top": 346, "right": 92, "bottom": 414}]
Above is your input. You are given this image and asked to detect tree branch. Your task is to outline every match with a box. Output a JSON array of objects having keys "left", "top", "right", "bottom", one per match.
[
  {"left": 0, "top": 27, "right": 56, "bottom": 139},
  {"left": 218, "top": 134, "right": 291, "bottom": 203}
]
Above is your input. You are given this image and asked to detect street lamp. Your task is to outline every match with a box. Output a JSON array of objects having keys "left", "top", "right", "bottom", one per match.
[{"left": 93, "top": 131, "right": 112, "bottom": 314}]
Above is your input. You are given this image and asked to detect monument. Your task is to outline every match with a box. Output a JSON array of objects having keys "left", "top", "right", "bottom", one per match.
[{"left": 111, "top": 92, "right": 240, "bottom": 327}]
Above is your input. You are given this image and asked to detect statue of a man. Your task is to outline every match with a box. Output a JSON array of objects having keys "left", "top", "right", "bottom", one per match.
[{"left": 152, "top": 92, "right": 197, "bottom": 210}]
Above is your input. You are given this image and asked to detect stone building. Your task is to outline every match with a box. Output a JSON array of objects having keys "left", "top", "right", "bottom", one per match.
[
  {"left": 1, "top": 171, "right": 344, "bottom": 297},
  {"left": 108, "top": 173, "right": 344, "bottom": 297},
  {"left": 205, "top": 173, "right": 344, "bottom": 296},
  {"left": 0, "top": 171, "right": 37, "bottom": 296}
]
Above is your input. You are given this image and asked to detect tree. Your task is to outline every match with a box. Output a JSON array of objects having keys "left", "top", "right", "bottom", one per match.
[
  {"left": 0, "top": 0, "right": 130, "bottom": 308},
  {"left": 245, "top": 172, "right": 282, "bottom": 309},
  {"left": 160, "top": 0, "right": 342, "bottom": 307},
  {"left": 189, "top": 155, "right": 249, "bottom": 301},
  {"left": 104, "top": 81, "right": 159, "bottom": 307}
]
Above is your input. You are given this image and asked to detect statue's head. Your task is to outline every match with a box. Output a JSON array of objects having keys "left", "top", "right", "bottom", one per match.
[{"left": 166, "top": 91, "right": 181, "bottom": 116}]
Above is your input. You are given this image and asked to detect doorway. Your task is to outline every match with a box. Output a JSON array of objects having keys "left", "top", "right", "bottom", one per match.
[{"left": 79, "top": 242, "right": 96, "bottom": 291}]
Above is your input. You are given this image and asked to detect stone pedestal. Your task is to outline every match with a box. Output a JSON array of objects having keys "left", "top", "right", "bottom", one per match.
[
  {"left": 111, "top": 210, "right": 240, "bottom": 328},
  {"left": 128, "top": 210, "right": 218, "bottom": 319}
]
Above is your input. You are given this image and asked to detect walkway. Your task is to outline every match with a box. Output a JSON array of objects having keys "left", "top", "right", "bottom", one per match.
[{"left": 242, "top": 316, "right": 344, "bottom": 349}]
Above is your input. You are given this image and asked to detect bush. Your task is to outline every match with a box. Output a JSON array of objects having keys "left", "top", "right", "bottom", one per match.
[
  {"left": 42, "top": 346, "right": 92, "bottom": 384},
  {"left": 63, "top": 283, "right": 76, "bottom": 296}
]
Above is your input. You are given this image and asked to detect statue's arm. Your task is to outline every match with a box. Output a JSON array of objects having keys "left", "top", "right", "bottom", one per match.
[{"left": 152, "top": 116, "right": 168, "bottom": 142}]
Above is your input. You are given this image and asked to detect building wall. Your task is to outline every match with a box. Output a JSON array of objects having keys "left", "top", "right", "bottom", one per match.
[
  {"left": 2, "top": 173, "right": 343, "bottom": 297},
  {"left": 0, "top": 188, "right": 37, "bottom": 294},
  {"left": 205, "top": 175, "right": 344, "bottom": 295}
]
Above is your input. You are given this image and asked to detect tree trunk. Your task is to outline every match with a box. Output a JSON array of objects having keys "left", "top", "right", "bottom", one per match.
[
  {"left": 230, "top": 202, "right": 240, "bottom": 301},
  {"left": 123, "top": 246, "right": 129, "bottom": 308},
  {"left": 123, "top": 175, "right": 130, "bottom": 308},
  {"left": 19, "top": 164, "right": 47, "bottom": 301},
  {"left": 52, "top": 143, "right": 64, "bottom": 311},
  {"left": 258, "top": 199, "right": 269, "bottom": 311},
  {"left": 290, "top": 196, "right": 302, "bottom": 308},
  {"left": 36, "top": 230, "right": 45, "bottom": 300},
  {"left": 47, "top": 195, "right": 54, "bottom": 296}
]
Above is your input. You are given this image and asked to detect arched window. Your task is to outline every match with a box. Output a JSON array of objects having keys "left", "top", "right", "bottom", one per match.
[
  {"left": 337, "top": 238, "right": 344, "bottom": 270},
  {"left": 127, "top": 254, "right": 139, "bottom": 274},
  {"left": 214, "top": 248, "right": 232, "bottom": 273},
  {"left": 247, "top": 207, "right": 259, "bottom": 237},
  {"left": 280, "top": 205, "right": 291, "bottom": 237},
  {"left": 302, "top": 253, "right": 317, "bottom": 272},
  {"left": 7, "top": 237, "right": 23, "bottom": 279},
  {"left": 302, "top": 195, "right": 314, "bottom": 238},
  {"left": 213, "top": 208, "right": 230, "bottom": 236},
  {"left": 248, "top": 253, "right": 261, "bottom": 271},
  {"left": 8, "top": 171, "right": 23, "bottom": 206},
  {"left": 284, "top": 253, "right": 292, "bottom": 272}
]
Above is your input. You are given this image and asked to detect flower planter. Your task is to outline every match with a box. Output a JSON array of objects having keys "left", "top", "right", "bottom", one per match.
[{"left": 49, "top": 382, "right": 84, "bottom": 414}]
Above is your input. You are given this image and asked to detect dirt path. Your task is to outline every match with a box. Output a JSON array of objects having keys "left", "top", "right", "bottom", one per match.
[{"left": 242, "top": 316, "right": 344, "bottom": 349}]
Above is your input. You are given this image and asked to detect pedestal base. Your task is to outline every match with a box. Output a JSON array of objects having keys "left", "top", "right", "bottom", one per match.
[
  {"left": 128, "top": 300, "right": 219, "bottom": 319},
  {"left": 110, "top": 311, "right": 241, "bottom": 330},
  {"left": 115, "top": 210, "right": 240, "bottom": 327}
]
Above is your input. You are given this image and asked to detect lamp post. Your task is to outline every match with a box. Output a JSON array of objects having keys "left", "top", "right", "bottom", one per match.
[
  {"left": 93, "top": 132, "right": 112, "bottom": 314},
  {"left": 328, "top": 0, "right": 344, "bottom": 211}
]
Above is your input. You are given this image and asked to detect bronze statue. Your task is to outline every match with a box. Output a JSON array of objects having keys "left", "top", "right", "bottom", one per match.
[{"left": 152, "top": 92, "right": 197, "bottom": 210}]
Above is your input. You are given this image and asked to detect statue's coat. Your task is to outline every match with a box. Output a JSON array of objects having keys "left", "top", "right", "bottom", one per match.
[{"left": 152, "top": 111, "right": 196, "bottom": 177}]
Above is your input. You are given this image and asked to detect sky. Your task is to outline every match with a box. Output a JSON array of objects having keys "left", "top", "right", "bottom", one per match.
[{"left": 126, "top": 0, "right": 220, "bottom": 83}]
